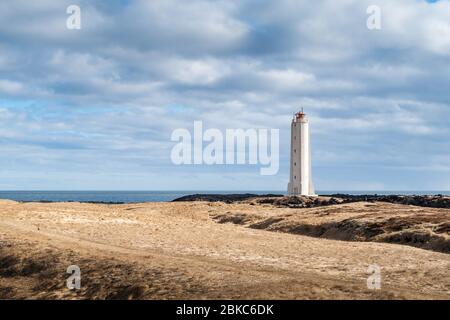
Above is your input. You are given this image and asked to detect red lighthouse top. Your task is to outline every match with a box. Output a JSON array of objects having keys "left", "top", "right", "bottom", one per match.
[{"left": 295, "top": 107, "right": 305, "bottom": 120}]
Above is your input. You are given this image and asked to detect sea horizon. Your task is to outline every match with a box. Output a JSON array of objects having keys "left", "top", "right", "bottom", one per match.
[{"left": 0, "top": 190, "right": 448, "bottom": 203}]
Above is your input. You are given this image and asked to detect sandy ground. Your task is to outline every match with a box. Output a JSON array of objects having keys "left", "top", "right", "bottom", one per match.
[{"left": 0, "top": 199, "right": 449, "bottom": 299}]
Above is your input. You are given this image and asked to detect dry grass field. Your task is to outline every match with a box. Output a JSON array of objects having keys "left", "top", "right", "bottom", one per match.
[{"left": 0, "top": 199, "right": 448, "bottom": 299}]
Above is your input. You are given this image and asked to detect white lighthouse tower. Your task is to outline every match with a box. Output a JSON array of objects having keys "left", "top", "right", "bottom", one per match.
[{"left": 287, "top": 109, "right": 316, "bottom": 196}]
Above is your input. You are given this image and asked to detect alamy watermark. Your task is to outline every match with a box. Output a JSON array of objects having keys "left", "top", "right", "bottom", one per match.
[
  {"left": 66, "top": 265, "right": 81, "bottom": 290},
  {"left": 66, "top": 5, "right": 81, "bottom": 30},
  {"left": 170, "top": 121, "right": 279, "bottom": 175},
  {"left": 64, "top": 5, "right": 380, "bottom": 31},
  {"left": 366, "top": 5, "right": 381, "bottom": 30},
  {"left": 367, "top": 264, "right": 381, "bottom": 290}
]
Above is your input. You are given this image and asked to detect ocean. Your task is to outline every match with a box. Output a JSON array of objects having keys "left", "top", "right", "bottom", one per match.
[{"left": 0, "top": 190, "right": 448, "bottom": 203}]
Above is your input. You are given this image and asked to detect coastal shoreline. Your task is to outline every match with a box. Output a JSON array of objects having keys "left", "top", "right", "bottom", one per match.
[{"left": 1, "top": 193, "right": 448, "bottom": 209}]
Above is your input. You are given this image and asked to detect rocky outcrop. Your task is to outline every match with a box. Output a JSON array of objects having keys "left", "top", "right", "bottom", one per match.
[
  {"left": 173, "top": 193, "right": 450, "bottom": 209},
  {"left": 172, "top": 193, "right": 283, "bottom": 203},
  {"left": 261, "top": 196, "right": 345, "bottom": 208},
  {"left": 328, "top": 194, "right": 450, "bottom": 209}
]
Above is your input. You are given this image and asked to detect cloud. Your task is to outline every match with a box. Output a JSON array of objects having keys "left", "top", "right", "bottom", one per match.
[
  {"left": 0, "top": 79, "right": 24, "bottom": 94},
  {"left": 0, "top": 0, "right": 449, "bottom": 190}
]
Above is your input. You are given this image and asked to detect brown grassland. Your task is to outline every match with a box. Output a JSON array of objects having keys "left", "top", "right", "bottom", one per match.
[{"left": 0, "top": 199, "right": 448, "bottom": 299}]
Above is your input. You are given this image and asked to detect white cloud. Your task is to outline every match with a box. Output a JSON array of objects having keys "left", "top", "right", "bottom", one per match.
[
  {"left": 0, "top": 0, "right": 449, "bottom": 190},
  {"left": 0, "top": 79, "right": 24, "bottom": 94}
]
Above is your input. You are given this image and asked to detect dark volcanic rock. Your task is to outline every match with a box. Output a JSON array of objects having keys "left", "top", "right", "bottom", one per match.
[
  {"left": 172, "top": 193, "right": 283, "bottom": 203},
  {"left": 267, "top": 196, "right": 345, "bottom": 208},
  {"left": 328, "top": 194, "right": 450, "bottom": 209},
  {"left": 173, "top": 193, "right": 449, "bottom": 209},
  {"left": 263, "top": 194, "right": 450, "bottom": 209}
]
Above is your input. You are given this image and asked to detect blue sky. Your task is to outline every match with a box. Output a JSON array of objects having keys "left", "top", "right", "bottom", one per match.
[{"left": 0, "top": 0, "right": 449, "bottom": 191}]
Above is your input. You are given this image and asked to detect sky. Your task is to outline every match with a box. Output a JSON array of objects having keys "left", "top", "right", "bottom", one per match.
[{"left": 0, "top": 0, "right": 449, "bottom": 191}]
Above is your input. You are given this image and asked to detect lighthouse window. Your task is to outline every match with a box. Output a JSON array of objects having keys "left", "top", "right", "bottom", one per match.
[
  {"left": 294, "top": 162, "right": 296, "bottom": 166},
  {"left": 294, "top": 176, "right": 296, "bottom": 179}
]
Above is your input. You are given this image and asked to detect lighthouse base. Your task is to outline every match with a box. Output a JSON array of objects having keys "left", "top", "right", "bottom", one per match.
[{"left": 287, "top": 182, "right": 317, "bottom": 197}]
